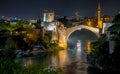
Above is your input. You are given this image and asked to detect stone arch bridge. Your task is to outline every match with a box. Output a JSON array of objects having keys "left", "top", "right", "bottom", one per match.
[
  {"left": 52, "top": 25, "right": 100, "bottom": 48},
  {"left": 66, "top": 25, "right": 99, "bottom": 41}
]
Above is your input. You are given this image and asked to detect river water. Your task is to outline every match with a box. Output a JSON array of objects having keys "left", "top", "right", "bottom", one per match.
[{"left": 16, "top": 29, "right": 99, "bottom": 74}]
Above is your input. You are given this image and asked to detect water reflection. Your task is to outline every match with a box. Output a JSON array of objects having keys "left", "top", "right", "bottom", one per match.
[
  {"left": 87, "top": 40, "right": 91, "bottom": 54},
  {"left": 50, "top": 50, "right": 70, "bottom": 68},
  {"left": 15, "top": 28, "right": 99, "bottom": 74},
  {"left": 16, "top": 40, "right": 96, "bottom": 74},
  {"left": 76, "top": 40, "right": 81, "bottom": 59}
]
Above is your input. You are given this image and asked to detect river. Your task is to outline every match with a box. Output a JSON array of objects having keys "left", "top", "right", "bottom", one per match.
[{"left": 16, "top": 29, "right": 101, "bottom": 74}]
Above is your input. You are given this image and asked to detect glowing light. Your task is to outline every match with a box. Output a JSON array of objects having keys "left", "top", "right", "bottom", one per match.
[
  {"left": 46, "top": 22, "right": 56, "bottom": 31},
  {"left": 59, "top": 43, "right": 67, "bottom": 49},
  {"left": 87, "top": 40, "right": 91, "bottom": 54},
  {"left": 51, "top": 50, "right": 70, "bottom": 67},
  {"left": 43, "top": 11, "right": 54, "bottom": 22},
  {"left": 76, "top": 40, "right": 82, "bottom": 58},
  {"left": 58, "top": 50, "right": 69, "bottom": 67}
]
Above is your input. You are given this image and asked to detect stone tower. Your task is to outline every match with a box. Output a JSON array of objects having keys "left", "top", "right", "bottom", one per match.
[
  {"left": 97, "top": 0, "right": 102, "bottom": 29},
  {"left": 43, "top": 10, "right": 54, "bottom": 22}
]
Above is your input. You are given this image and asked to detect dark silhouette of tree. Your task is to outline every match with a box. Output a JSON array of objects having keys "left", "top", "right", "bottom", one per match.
[
  {"left": 57, "top": 16, "right": 72, "bottom": 28},
  {"left": 108, "top": 13, "right": 120, "bottom": 37}
]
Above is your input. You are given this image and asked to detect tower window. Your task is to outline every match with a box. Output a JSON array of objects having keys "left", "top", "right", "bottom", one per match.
[{"left": 50, "top": 14, "right": 53, "bottom": 16}]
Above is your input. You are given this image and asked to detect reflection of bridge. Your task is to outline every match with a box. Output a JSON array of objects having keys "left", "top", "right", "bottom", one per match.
[{"left": 52, "top": 24, "right": 100, "bottom": 49}]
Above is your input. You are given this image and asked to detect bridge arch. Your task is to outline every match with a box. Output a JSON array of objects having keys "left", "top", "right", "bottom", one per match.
[{"left": 65, "top": 25, "right": 99, "bottom": 41}]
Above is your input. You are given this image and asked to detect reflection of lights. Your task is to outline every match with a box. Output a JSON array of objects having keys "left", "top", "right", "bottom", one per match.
[
  {"left": 76, "top": 40, "right": 81, "bottom": 59},
  {"left": 58, "top": 50, "right": 70, "bottom": 67},
  {"left": 76, "top": 40, "right": 81, "bottom": 52},
  {"left": 51, "top": 50, "right": 70, "bottom": 68},
  {"left": 77, "top": 40, "right": 81, "bottom": 47},
  {"left": 87, "top": 40, "right": 91, "bottom": 54}
]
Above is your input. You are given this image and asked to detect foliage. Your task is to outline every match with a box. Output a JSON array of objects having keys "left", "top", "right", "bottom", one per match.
[
  {"left": 57, "top": 16, "right": 73, "bottom": 28},
  {"left": 0, "top": 31, "right": 10, "bottom": 48},
  {"left": 108, "top": 13, "right": 120, "bottom": 40},
  {"left": 26, "top": 29, "right": 41, "bottom": 42},
  {"left": 0, "top": 21, "right": 17, "bottom": 31},
  {"left": 91, "top": 40, "right": 109, "bottom": 57},
  {"left": 0, "top": 19, "right": 62, "bottom": 74},
  {"left": 87, "top": 34, "right": 110, "bottom": 69},
  {"left": 112, "top": 13, "right": 120, "bottom": 24},
  {"left": 5, "top": 37, "right": 17, "bottom": 49},
  {"left": 88, "top": 13, "right": 120, "bottom": 71}
]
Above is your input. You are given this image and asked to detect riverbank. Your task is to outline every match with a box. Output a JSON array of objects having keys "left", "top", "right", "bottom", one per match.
[{"left": 16, "top": 46, "right": 65, "bottom": 58}]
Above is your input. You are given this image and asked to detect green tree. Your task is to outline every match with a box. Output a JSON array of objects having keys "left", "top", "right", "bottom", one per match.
[{"left": 109, "top": 13, "right": 120, "bottom": 34}]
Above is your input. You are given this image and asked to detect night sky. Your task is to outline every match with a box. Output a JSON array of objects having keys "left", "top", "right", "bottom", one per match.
[{"left": 0, "top": 0, "right": 120, "bottom": 19}]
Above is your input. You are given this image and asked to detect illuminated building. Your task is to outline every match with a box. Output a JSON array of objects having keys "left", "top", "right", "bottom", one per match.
[
  {"left": 41, "top": 10, "right": 56, "bottom": 31},
  {"left": 101, "top": 15, "right": 113, "bottom": 22},
  {"left": 84, "top": 1, "right": 113, "bottom": 28},
  {"left": 45, "top": 22, "right": 56, "bottom": 31},
  {"left": 84, "top": 17, "right": 97, "bottom": 27},
  {"left": 43, "top": 10, "right": 54, "bottom": 22}
]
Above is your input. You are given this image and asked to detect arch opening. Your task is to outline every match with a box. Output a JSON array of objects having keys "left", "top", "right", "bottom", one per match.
[
  {"left": 65, "top": 25, "right": 99, "bottom": 42},
  {"left": 66, "top": 28, "right": 98, "bottom": 42},
  {"left": 67, "top": 29, "right": 97, "bottom": 49}
]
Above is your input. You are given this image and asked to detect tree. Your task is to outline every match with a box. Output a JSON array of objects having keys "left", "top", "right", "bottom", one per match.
[
  {"left": 108, "top": 13, "right": 120, "bottom": 40},
  {"left": 57, "top": 16, "right": 72, "bottom": 28},
  {"left": 2, "top": 37, "right": 17, "bottom": 59},
  {"left": 109, "top": 13, "right": 120, "bottom": 34}
]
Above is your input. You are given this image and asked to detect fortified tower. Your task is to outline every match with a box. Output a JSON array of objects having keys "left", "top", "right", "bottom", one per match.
[{"left": 43, "top": 10, "right": 54, "bottom": 22}]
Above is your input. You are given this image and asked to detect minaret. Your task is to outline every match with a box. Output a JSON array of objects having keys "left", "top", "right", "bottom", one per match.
[
  {"left": 98, "top": 0, "right": 100, "bottom": 24},
  {"left": 97, "top": 0, "right": 102, "bottom": 29}
]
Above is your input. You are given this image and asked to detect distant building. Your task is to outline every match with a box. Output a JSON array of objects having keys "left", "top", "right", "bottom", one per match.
[
  {"left": 101, "top": 15, "right": 113, "bottom": 22},
  {"left": 84, "top": 17, "right": 97, "bottom": 27},
  {"left": 29, "top": 20, "right": 37, "bottom": 24},
  {"left": 0, "top": 16, "right": 18, "bottom": 22}
]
